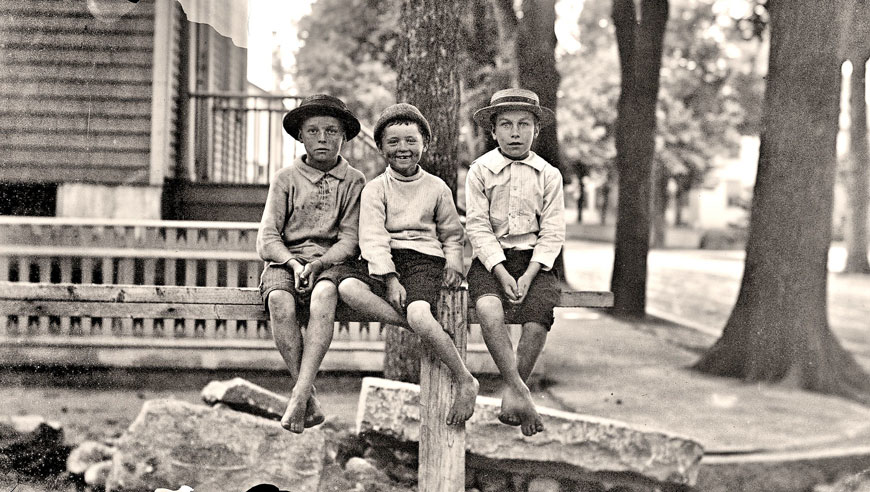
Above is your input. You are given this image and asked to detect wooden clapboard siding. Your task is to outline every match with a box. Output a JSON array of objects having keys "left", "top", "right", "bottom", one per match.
[{"left": 0, "top": 0, "right": 156, "bottom": 184}]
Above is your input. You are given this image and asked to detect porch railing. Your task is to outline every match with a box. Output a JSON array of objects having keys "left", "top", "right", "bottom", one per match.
[{"left": 187, "top": 92, "right": 384, "bottom": 185}]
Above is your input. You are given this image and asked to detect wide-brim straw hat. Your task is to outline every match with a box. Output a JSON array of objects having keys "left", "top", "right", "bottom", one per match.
[
  {"left": 282, "top": 94, "right": 361, "bottom": 142},
  {"left": 473, "top": 88, "right": 555, "bottom": 128}
]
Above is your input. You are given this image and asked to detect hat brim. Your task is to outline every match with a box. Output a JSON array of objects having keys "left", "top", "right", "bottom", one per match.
[
  {"left": 473, "top": 103, "right": 555, "bottom": 129},
  {"left": 283, "top": 105, "right": 361, "bottom": 141}
]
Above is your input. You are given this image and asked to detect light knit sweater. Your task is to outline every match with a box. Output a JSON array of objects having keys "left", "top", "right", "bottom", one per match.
[{"left": 359, "top": 165, "right": 465, "bottom": 277}]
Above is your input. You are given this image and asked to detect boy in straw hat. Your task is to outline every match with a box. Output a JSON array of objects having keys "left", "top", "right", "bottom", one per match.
[
  {"left": 337, "top": 102, "right": 479, "bottom": 426},
  {"left": 465, "top": 88, "right": 566, "bottom": 436},
  {"left": 256, "top": 94, "right": 366, "bottom": 433}
]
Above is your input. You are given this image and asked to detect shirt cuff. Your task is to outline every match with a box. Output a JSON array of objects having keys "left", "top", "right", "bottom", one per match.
[
  {"left": 480, "top": 248, "right": 507, "bottom": 272},
  {"left": 530, "top": 249, "right": 558, "bottom": 271}
]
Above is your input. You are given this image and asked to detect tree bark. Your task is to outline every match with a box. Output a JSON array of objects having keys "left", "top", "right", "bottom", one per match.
[
  {"left": 516, "top": 0, "right": 562, "bottom": 173},
  {"left": 609, "top": 0, "right": 669, "bottom": 316},
  {"left": 650, "top": 161, "right": 669, "bottom": 249},
  {"left": 694, "top": 1, "right": 870, "bottom": 403},
  {"left": 844, "top": 57, "right": 870, "bottom": 273},
  {"left": 384, "top": 0, "right": 462, "bottom": 383}
]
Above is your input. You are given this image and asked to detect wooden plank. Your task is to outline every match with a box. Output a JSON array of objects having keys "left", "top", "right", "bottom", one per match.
[
  {"left": 0, "top": 300, "right": 268, "bottom": 321},
  {"left": 0, "top": 245, "right": 258, "bottom": 261},
  {"left": 419, "top": 288, "right": 467, "bottom": 491}
]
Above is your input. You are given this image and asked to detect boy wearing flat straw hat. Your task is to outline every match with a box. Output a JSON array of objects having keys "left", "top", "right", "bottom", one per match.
[
  {"left": 466, "top": 88, "right": 566, "bottom": 436},
  {"left": 256, "top": 94, "right": 366, "bottom": 433}
]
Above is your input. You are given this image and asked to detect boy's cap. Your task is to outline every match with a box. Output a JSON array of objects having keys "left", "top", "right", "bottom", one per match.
[
  {"left": 373, "top": 102, "right": 432, "bottom": 145},
  {"left": 473, "top": 88, "right": 555, "bottom": 128},
  {"left": 282, "top": 94, "right": 361, "bottom": 142}
]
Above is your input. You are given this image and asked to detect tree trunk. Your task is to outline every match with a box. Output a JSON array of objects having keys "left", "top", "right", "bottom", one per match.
[
  {"left": 844, "top": 57, "right": 870, "bottom": 273},
  {"left": 609, "top": 0, "right": 669, "bottom": 316},
  {"left": 516, "top": 0, "right": 562, "bottom": 173},
  {"left": 386, "top": 0, "right": 462, "bottom": 383},
  {"left": 693, "top": 2, "right": 870, "bottom": 404},
  {"left": 489, "top": 0, "right": 518, "bottom": 86},
  {"left": 650, "top": 161, "right": 668, "bottom": 249}
]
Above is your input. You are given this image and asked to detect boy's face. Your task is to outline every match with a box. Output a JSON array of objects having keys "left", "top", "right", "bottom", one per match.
[
  {"left": 491, "top": 109, "right": 539, "bottom": 160},
  {"left": 300, "top": 115, "right": 345, "bottom": 168},
  {"left": 380, "top": 122, "right": 427, "bottom": 177}
]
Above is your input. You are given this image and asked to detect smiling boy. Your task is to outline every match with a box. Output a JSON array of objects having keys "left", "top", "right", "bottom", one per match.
[
  {"left": 256, "top": 94, "right": 366, "bottom": 433},
  {"left": 465, "top": 89, "right": 566, "bottom": 437},
  {"left": 337, "top": 103, "right": 479, "bottom": 426}
]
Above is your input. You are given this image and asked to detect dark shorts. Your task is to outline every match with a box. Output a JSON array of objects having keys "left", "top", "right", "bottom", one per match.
[
  {"left": 337, "top": 250, "right": 446, "bottom": 317},
  {"left": 258, "top": 260, "right": 353, "bottom": 325},
  {"left": 466, "top": 249, "right": 559, "bottom": 328}
]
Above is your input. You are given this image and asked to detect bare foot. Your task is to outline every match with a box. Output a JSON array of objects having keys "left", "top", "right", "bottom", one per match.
[
  {"left": 280, "top": 391, "right": 308, "bottom": 433},
  {"left": 499, "top": 385, "right": 544, "bottom": 436},
  {"left": 446, "top": 375, "right": 479, "bottom": 425},
  {"left": 304, "top": 394, "right": 325, "bottom": 429}
]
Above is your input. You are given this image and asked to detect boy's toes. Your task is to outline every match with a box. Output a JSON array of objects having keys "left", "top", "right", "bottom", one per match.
[{"left": 497, "top": 412, "right": 521, "bottom": 426}]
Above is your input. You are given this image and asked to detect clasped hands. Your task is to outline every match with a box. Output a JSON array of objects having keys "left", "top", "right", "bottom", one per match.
[
  {"left": 493, "top": 264, "right": 536, "bottom": 304},
  {"left": 287, "top": 259, "right": 325, "bottom": 294}
]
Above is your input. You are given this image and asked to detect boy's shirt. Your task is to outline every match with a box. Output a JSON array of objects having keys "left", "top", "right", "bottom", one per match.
[
  {"left": 256, "top": 155, "right": 365, "bottom": 267},
  {"left": 465, "top": 148, "right": 565, "bottom": 272},
  {"left": 359, "top": 165, "right": 465, "bottom": 277}
]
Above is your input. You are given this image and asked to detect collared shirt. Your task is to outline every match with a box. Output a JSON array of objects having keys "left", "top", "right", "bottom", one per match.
[
  {"left": 360, "top": 165, "right": 465, "bottom": 277},
  {"left": 465, "top": 148, "right": 565, "bottom": 271},
  {"left": 256, "top": 155, "right": 366, "bottom": 267}
]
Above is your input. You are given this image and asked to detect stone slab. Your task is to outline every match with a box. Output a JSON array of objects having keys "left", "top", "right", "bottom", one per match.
[
  {"left": 105, "top": 399, "right": 324, "bottom": 492},
  {"left": 201, "top": 377, "right": 286, "bottom": 420},
  {"left": 355, "top": 377, "right": 704, "bottom": 486}
]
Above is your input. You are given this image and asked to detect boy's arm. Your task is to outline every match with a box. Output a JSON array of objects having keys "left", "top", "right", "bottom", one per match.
[
  {"left": 434, "top": 182, "right": 466, "bottom": 277},
  {"left": 359, "top": 180, "right": 397, "bottom": 277},
  {"left": 318, "top": 174, "right": 365, "bottom": 268},
  {"left": 256, "top": 174, "right": 295, "bottom": 265},
  {"left": 531, "top": 167, "right": 566, "bottom": 271},
  {"left": 464, "top": 165, "right": 506, "bottom": 271}
]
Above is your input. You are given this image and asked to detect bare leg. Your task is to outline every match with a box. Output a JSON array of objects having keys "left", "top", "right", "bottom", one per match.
[
  {"left": 406, "top": 301, "right": 479, "bottom": 425},
  {"left": 516, "top": 322, "right": 548, "bottom": 383},
  {"left": 337, "top": 278, "right": 408, "bottom": 327},
  {"left": 476, "top": 295, "right": 543, "bottom": 436},
  {"left": 281, "top": 280, "right": 338, "bottom": 433}
]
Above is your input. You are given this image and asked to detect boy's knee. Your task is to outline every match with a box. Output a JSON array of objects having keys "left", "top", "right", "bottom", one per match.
[
  {"left": 337, "top": 278, "right": 365, "bottom": 299},
  {"left": 310, "top": 281, "right": 338, "bottom": 307},
  {"left": 268, "top": 290, "right": 297, "bottom": 324},
  {"left": 406, "top": 301, "right": 434, "bottom": 327},
  {"left": 475, "top": 295, "right": 503, "bottom": 318}
]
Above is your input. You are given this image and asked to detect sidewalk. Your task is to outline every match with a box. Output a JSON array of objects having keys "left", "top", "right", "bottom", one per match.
[{"left": 536, "top": 308, "right": 870, "bottom": 491}]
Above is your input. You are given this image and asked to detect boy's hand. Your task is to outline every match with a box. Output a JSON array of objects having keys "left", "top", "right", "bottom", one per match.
[
  {"left": 516, "top": 262, "right": 542, "bottom": 303},
  {"left": 516, "top": 271, "right": 536, "bottom": 303},
  {"left": 442, "top": 267, "right": 464, "bottom": 288},
  {"left": 287, "top": 259, "right": 307, "bottom": 292},
  {"left": 299, "top": 259, "right": 325, "bottom": 293},
  {"left": 385, "top": 274, "right": 407, "bottom": 314},
  {"left": 493, "top": 264, "right": 520, "bottom": 303}
]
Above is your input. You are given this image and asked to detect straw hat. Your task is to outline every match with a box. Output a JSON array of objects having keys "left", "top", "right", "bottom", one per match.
[{"left": 473, "top": 88, "right": 555, "bottom": 128}]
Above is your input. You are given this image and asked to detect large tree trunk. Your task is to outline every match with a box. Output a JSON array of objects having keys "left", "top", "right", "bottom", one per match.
[
  {"left": 609, "top": 0, "right": 669, "bottom": 316},
  {"left": 844, "top": 57, "right": 870, "bottom": 273},
  {"left": 516, "top": 0, "right": 561, "bottom": 173},
  {"left": 694, "top": 2, "right": 870, "bottom": 404},
  {"left": 386, "top": 0, "right": 461, "bottom": 383},
  {"left": 650, "top": 161, "right": 669, "bottom": 249}
]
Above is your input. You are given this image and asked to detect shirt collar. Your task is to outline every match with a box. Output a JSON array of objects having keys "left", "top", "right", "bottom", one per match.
[
  {"left": 478, "top": 148, "right": 546, "bottom": 174},
  {"left": 296, "top": 155, "right": 350, "bottom": 182}
]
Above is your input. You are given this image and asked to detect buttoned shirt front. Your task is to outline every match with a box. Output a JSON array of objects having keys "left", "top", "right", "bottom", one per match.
[
  {"left": 256, "top": 155, "right": 365, "bottom": 267},
  {"left": 465, "top": 148, "right": 565, "bottom": 271}
]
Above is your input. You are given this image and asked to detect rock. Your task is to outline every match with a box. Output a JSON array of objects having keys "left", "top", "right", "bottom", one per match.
[
  {"left": 84, "top": 460, "right": 113, "bottom": 487},
  {"left": 528, "top": 476, "right": 561, "bottom": 492},
  {"left": 344, "top": 457, "right": 382, "bottom": 480},
  {"left": 355, "top": 377, "right": 704, "bottom": 486},
  {"left": 201, "top": 378, "right": 288, "bottom": 420},
  {"left": 0, "top": 414, "right": 69, "bottom": 478},
  {"left": 105, "top": 399, "right": 325, "bottom": 492},
  {"left": 68, "top": 441, "right": 115, "bottom": 475}
]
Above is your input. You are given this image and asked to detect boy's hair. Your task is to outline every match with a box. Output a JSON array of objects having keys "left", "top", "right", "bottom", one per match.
[
  {"left": 373, "top": 103, "right": 432, "bottom": 149},
  {"left": 376, "top": 119, "right": 429, "bottom": 149}
]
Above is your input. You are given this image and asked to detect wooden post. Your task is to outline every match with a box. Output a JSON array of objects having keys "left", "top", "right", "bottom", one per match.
[{"left": 418, "top": 287, "right": 467, "bottom": 491}]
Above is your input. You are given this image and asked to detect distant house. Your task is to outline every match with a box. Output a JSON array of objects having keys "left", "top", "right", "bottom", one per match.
[{"left": 0, "top": 0, "right": 248, "bottom": 219}]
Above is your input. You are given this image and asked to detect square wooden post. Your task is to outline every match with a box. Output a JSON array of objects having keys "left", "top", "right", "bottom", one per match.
[{"left": 419, "top": 287, "right": 467, "bottom": 491}]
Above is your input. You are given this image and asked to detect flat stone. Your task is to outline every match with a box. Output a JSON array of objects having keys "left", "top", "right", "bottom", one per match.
[
  {"left": 201, "top": 377, "right": 287, "bottom": 420},
  {"left": 105, "top": 399, "right": 324, "bottom": 492},
  {"left": 355, "top": 377, "right": 704, "bottom": 486}
]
